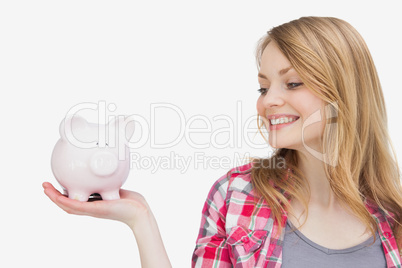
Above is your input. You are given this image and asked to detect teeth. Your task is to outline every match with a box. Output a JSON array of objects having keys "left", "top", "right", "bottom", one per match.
[{"left": 270, "top": 117, "right": 297, "bottom": 125}]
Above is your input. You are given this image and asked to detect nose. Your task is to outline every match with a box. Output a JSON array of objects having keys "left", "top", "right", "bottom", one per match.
[
  {"left": 90, "top": 151, "right": 118, "bottom": 176},
  {"left": 261, "top": 84, "right": 285, "bottom": 109}
]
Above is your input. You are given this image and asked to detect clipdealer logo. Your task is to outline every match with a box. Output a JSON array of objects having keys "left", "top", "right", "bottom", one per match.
[
  {"left": 61, "top": 100, "right": 338, "bottom": 172},
  {"left": 61, "top": 100, "right": 268, "bottom": 172}
]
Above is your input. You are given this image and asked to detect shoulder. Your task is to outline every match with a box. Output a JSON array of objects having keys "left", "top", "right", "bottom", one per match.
[
  {"left": 203, "top": 162, "right": 257, "bottom": 220},
  {"left": 365, "top": 199, "right": 395, "bottom": 220},
  {"left": 365, "top": 198, "right": 397, "bottom": 228},
  {"left": 207, "top": 162, "right": 275, "bottom": 230},
  {"left": 208, "top": 162, "right": 255, "bottom": 200}
]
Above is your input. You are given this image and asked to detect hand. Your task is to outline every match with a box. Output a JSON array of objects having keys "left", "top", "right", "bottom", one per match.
[
  {"left": 42, "top": 182, "right": 149, "bottom": 229},
  {"left": 43, "top": 182, "right": 172, "bottom": 267}
]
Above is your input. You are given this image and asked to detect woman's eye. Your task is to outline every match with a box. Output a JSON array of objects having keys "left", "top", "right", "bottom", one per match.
[
  {"left": 257, "top": 88, "right": 268, "bottom": 95},
  {"left": 287, "top": 82, "right": 303, "bottom": 89}
]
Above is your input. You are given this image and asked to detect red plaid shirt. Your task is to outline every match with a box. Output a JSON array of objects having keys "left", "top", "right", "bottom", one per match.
[{"left": 192, "top": 162, "right": 402, "bottom": 267}]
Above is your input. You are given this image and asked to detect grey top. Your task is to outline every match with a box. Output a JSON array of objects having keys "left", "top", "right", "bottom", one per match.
[{"left": 282, "top": 220, "right": 386, "bottom": 268}]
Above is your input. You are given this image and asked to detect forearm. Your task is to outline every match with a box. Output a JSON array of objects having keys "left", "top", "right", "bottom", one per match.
[{"left": 130, "top": 210, "right": 172, "bottom": 268}]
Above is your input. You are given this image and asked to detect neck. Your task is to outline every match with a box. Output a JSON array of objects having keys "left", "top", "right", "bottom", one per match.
[{"left": 296, "top": 150, "right": 335, "bottom": 207}]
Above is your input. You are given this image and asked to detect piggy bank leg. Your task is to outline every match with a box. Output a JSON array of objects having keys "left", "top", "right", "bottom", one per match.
[
  {"left": 59, "top": 185, "right": 68, "bottom": 196},
  {"left": 68, "top": 191, "right": 91, "bottom": 202},
  {"left": 100, "top": 190, "right": 120, "bottom": 200}
]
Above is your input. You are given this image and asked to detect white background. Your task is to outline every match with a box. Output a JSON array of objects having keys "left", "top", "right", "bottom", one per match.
[{"left": 1, "top": 1, "right": 401, "bottom": 267}]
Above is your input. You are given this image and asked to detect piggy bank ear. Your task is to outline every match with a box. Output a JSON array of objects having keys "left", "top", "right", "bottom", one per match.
[
  {"left": 125, "top": 118, "right": 135, "bottom": 141},
  {"left": 108, "top": 116, "right": 135, "bottom": 142},
  {"left": 59, "top": 115, "right": 89, "bottom": 141}
]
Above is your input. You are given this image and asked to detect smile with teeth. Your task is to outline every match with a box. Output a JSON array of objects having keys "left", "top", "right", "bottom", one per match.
[{"left": 270, "top": 117, "right": 298, "bottom": 125}]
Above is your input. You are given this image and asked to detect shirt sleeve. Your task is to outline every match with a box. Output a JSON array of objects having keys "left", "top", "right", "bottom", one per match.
[{"left": 192, "top": 174, "right": 232, "bottom": 268}]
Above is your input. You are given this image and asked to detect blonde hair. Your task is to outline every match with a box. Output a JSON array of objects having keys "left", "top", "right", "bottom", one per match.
[{"left": 251, "top": 16, "right": 402, "bottom": 249}]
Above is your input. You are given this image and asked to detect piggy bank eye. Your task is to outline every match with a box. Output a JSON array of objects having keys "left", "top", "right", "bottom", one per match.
[{"left": 95, "top": 142, "right": 109, "bottom": 147}]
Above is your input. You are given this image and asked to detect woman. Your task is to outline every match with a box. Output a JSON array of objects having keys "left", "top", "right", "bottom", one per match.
[{"left": 43, "top": 16, "right": 402, "bottom": 267}]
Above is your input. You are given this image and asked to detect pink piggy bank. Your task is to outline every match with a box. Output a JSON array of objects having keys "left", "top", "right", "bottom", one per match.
[{"left": 51, "top": 115, "right": 135, "bottom": 201}]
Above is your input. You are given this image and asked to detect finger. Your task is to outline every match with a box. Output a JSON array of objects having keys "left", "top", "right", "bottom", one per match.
[
  {"left": 56, "top": 194, "right": 112, "bottom": 217},
  {"left": 42, "top": 182, "right": 58, "bottom": 192},
  {"left": 43, "top": 181, "right": 112, "bottom": 217},
  {"left": 42, "top": 183, "right": 87, "bottom": 215},
  {"left": 55, "top": 195, "right": 91, "bottom": 216},
  {"left": 43, "top": 187, "right": 76, "bottom": 214},
  {"left": 42, "top": 182, "right": 50, "bottom": 189},
  {"left": 43, "top": 183, "right": 63, "bottom": 203}
]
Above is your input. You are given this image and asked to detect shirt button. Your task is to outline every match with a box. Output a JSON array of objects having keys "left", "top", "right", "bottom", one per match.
[
  {"left": 384, "top": 232, "right": 392, "bottom": 238},
  {"left": 241, "top": 236, "right": 250, "bottom": 243}
]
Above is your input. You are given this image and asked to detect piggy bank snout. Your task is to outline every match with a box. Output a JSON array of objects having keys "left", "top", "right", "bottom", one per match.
[{"left": 90, "top": 151, "right": 119, "bottom": 176}]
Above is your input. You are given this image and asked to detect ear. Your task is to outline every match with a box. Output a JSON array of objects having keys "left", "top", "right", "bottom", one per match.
[{"left": 59, "top": 115, "right": 89, "bottom": 141}]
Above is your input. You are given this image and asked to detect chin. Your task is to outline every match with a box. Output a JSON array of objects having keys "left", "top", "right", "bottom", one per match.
[
  {"left": 268, "top": 137, "right": 290, "bottom": 148},
  {"left": 269, "top": 142, "right": 292, "bottom": 150}
]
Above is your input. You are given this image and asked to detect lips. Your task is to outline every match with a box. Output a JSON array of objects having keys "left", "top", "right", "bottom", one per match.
[
  {"left": 266, "top": 114, "right": 300, "bottom": 130},
  {"left": 267, "top": 114, "right": 300, "bottom": 120}
]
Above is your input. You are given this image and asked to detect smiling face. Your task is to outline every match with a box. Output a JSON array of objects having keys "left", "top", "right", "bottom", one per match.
[{"left": 256, "top": 41, "right": 326, "bottom": 153}]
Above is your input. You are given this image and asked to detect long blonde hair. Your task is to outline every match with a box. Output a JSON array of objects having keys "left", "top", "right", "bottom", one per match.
[{"left": 251, "top": 16, "right": 402, "bottom": 248}]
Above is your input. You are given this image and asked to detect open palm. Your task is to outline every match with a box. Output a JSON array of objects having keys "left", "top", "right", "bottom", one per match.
[{"left": 42, "top": 182, "right": 148, "bottom": 228}]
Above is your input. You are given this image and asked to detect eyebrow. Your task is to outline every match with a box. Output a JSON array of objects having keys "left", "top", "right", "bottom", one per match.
[{"left": 258, "top": 66, "right": 294, "bottom": 79}]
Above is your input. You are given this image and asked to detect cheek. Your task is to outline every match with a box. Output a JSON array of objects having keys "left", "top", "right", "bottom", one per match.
[
  {"left": 256, "top": 97, "right": 271, "bottom": 131},
  {"left": 256, "top": 97, "right": 264, "bottom": 116},
  {"left": 297, "top": 100, "right": 326, "bottom": 135},
  {"left": 293, "top": 90, "right": 323, "bottom": 117}
]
